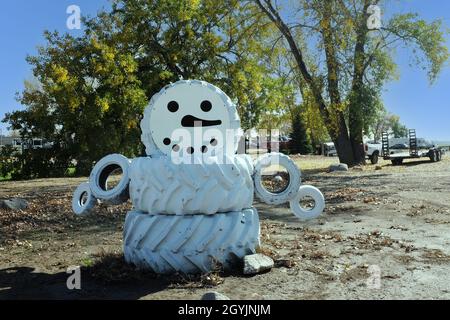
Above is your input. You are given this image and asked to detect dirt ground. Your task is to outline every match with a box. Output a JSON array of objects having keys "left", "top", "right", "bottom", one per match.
[{"left": 1, "top": 155, "right": 449, "bottom": 300}]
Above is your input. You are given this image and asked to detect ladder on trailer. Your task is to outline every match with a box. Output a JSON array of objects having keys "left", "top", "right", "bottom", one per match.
[
  {"left": 382, "top": 132, "right": 390, "bottom": 158},
  {"left": 409, "top": 129, "right": 418, "bottom": 157}
]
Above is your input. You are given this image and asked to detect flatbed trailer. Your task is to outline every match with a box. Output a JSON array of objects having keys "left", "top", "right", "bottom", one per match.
[{"left": 382, "top": 129, "right": 443, "bottom": 166}]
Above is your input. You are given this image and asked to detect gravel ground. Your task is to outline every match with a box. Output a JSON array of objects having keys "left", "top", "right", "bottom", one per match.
[{"left": 0, "top": 155, "right": 449, "bottom": 300}]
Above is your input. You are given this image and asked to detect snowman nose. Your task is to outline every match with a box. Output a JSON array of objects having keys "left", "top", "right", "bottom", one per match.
[{"left": 181, "top": 115, "right": 222, "bottom": 127}]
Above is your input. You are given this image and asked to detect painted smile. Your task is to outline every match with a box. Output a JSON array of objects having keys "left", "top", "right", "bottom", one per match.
[{"left": 181, "top": 115, "right": 222, "bottom": 127}]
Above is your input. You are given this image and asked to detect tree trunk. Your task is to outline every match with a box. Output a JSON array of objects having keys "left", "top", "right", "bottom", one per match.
[
  {"left": 255, "top": 0, "right": 358, "bottom": 166},
  {"left": 348, "top": 0, "right": 371, "bottom": 165},
  {"left": 320, "top": 1, "right": 357, "bottom": 165},
  {"left": 333, "top": 115, "right": 355, "bottom": 165},
  {"left": 349, "top": 92, "right": 367, "bottom": 165},
  {"left": 349, "top": 120, "right": 366, "bottom": 164}
]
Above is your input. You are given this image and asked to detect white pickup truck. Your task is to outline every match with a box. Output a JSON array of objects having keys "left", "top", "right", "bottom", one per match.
[{"left": 365, "top": 141, "right": 382, "bottom": 164}]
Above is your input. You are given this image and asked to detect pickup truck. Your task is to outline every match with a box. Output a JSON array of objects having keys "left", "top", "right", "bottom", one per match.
[{"left": 365, "top": 141, "right": 382, "bottom": 164}]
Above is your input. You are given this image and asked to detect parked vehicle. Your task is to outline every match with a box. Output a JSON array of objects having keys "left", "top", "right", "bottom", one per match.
[
  {"left": 382, "top": 129, "right": 442, "bottom": 165},
  {"left": 264, "top": 136, "right": 293, "bottom": 153},
  {"left": 322, "top": 142, "right": 337, "bottom": 157},
  {"left": 364, "top": 141, "right": 382, "bottom": 164},
  {"left": 244, "top": 135, "right": 293, "bottom": 154},
  {"left": 388, "top": 143, "right": 409, "bottom": 156}
]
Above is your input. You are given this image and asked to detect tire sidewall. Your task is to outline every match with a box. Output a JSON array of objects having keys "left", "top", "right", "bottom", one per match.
[
  {"left": 72, "top": 182, "right": 96, "bottom": 215},
  {"left": 371, "top": 152, "right": 379, "bottom": 165},
  {"left": 289, "top": 185, "right": 325, "bottom": 221},
  {"left": 123, "top": 208, "right": 260, "bottom": 274},
  {"left": 254, "top": 153, "right": 301, "bottom": 205},
  {"left": 129, "top": 154, "right": 254, "bottom": 215},
  {"left": 89, "top": 154, "right": 131, "bottom": 203}
]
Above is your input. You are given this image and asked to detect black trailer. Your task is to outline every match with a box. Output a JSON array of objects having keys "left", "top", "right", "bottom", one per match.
[{"left": 382, "top": 129, "right": 443, "bottom": 166}]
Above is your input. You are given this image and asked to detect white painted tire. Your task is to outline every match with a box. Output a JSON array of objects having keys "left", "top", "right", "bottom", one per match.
[
  {"left": 140, "top": 80, "right": 242, "bottom": 157},
  {"left": 89, "top": 154, "right": 131, "bottom": 205},
  {"left": 123, "top": 208, "right": 260, "bottom": 274},
  {"left": 254, "top": 153, "right": 301, "bottom": 205},
  {"left": 289, "top": 185, "right": 325, "bottom": 221},
  {"left": 72, "top": 182, "right": 97, "bottom": 215},
  {"left": 129, "top": 154, "right": 254, "bottom": 215}
]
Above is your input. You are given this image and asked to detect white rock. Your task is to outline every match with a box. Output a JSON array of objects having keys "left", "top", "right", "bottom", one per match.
[
  {"left": 201, "top": 292, "right": 231, "bottom": 300},
  {"left": 243, "top": 254, "right": 274, "bottom": 275},
  {"left": 0, "top": 198, "right": 28, "bottom": 211},
  {"left": 329, "top": 163, "right": 348, "bottom": 172}
]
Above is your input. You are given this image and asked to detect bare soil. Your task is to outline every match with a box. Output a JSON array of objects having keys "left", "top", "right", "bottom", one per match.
[{"left": 1, "top": 156, "right": 449, "bottom": 300}]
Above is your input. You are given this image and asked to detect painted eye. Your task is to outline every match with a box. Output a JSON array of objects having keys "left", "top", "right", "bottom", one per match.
[
  {"left": 172, "top": 144, "right": 180, "bottom": 152},
  {"left": 200, "top": 100, "right": 212, "bottom": 112},
  {"left": 187, "top": 147, "right": 194, "bottom": 154},
  {"left": 210, "top": 138, "right": 218, "bottom": 146},
  {"left": 168, "top": 101, "right": 179, "bottom": 113},
  {"left": 163, "top": 138, "right": 171, "bottom": 146}
]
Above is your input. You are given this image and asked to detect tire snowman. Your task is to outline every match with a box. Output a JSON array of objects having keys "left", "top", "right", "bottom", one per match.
[{"left": 72, "top": 80, "right": 326, "bottom": 274}]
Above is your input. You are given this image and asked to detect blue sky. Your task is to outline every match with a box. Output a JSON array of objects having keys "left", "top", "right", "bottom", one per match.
[
  {"left": 0, "top": 0, "right": 110, "bottom": 135},
  {"left": 0, "top": 0, "right": 449, "bottom": 141}
]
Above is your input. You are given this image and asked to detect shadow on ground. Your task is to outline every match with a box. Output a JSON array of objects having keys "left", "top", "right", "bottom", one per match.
[
  {"left": 0, "top": 265, "right": 168, "bottom": 300},
  {"left": 0, "top": 253, "right": 245, "bottom": 300}
]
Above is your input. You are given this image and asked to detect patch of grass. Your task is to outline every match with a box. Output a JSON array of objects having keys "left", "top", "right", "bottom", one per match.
[
  {"left": 292, "top": 155, "right": 337, "bottom": 174},
  {"left": 81, "top": 257, "right": 94, "bottom": 268},
  {"left": 0, "top": 173, "right": 12, "bottom": 181},
  {"left": 66, "top": 167, "right": 76, "bottom": 177},
  {"left": 83, "top": 251, "right": 156, "bottom": 284}
]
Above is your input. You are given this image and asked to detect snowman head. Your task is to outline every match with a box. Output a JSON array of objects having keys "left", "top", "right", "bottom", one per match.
[{"left": 141, "top": 80, "right": 242, "bottom": 159}]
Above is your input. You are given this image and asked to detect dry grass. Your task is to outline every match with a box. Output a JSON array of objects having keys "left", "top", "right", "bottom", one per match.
[
  {"left": 292, "top": 155, "right": 337, "bottom": 173},
  {"left": 85, "top": 250, "right": 228, "bottom": 288}
]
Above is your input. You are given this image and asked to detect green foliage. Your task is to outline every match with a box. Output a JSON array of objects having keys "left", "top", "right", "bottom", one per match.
[
  {"left": 389, "top": 115, "right": 408, "bottom": 139},
  {"left": 3, "top": 0, "right": 281, "bottom": 179},
  {"left": 386, "top": 13, "right": 449, "bottom": 83},
  {"left": 0, "top": 145, "right": 73, "bottom": 180},
  {"left": 300, "top": 88, "right": 329, "bottom": 145},
  {"left": 254, "top": 0, "right": 449, "bottom": 165},
  {"left": 3, "top": 29, "right": 148, "bottom": 177},
  {"left": 3, "top": 0, "right": 449, "bottom": 174},
  {"left": 290, "top": 111, "right": 312, "bottom": 155},
  {"left": 368, "top": 108, "right": 408, "bottom": 141},
  {"left": 89, "top": 0, "right": 278, "bottom": 130},
  {"left": 0, "top": 145, "right": 18, "bottom": 179}
]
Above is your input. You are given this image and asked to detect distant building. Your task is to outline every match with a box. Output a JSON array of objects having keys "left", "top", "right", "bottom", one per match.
[
  {"left": 0, "top": 136, "right": 52, "bottom": 151},
  {"left": 0, "top": 135, "right": 14, "bottom": 147}
]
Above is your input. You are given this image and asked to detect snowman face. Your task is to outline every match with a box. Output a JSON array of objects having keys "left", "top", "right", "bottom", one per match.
[{"left": 144, "top": 81, "right": 239, "bottom": 157}]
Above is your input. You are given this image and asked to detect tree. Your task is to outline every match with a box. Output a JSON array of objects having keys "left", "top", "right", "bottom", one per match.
[
  {"left": 290, "top": 110, "right": 312, "bottom": 155},
  {"left": 88, "top": 0, "right": 281, "bottom": 130},
  {"left": 4, "top": 31, "right": 148, "bottom": 175},
  {"left": 389, "top": 115, "right": 408, "bottom": 138},
  {"left": 369, "top": 108, "right": 408, "bottom": 141},
  {"left": 3, "top": 0, "right": 283, "bottom": 177},
  {"left": 299, "top": 87, "right": 329, "bottom": 147},
  {"left": 254, "top": 0, "right": 449, "bottom": 166}
]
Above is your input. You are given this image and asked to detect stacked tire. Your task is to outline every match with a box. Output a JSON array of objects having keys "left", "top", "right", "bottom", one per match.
[
  {"left": 124, "top": 154, "right": 260, "bottom": 274},
  {"left": 71, "top": 79, "right": 325, "bottom": 276}
]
